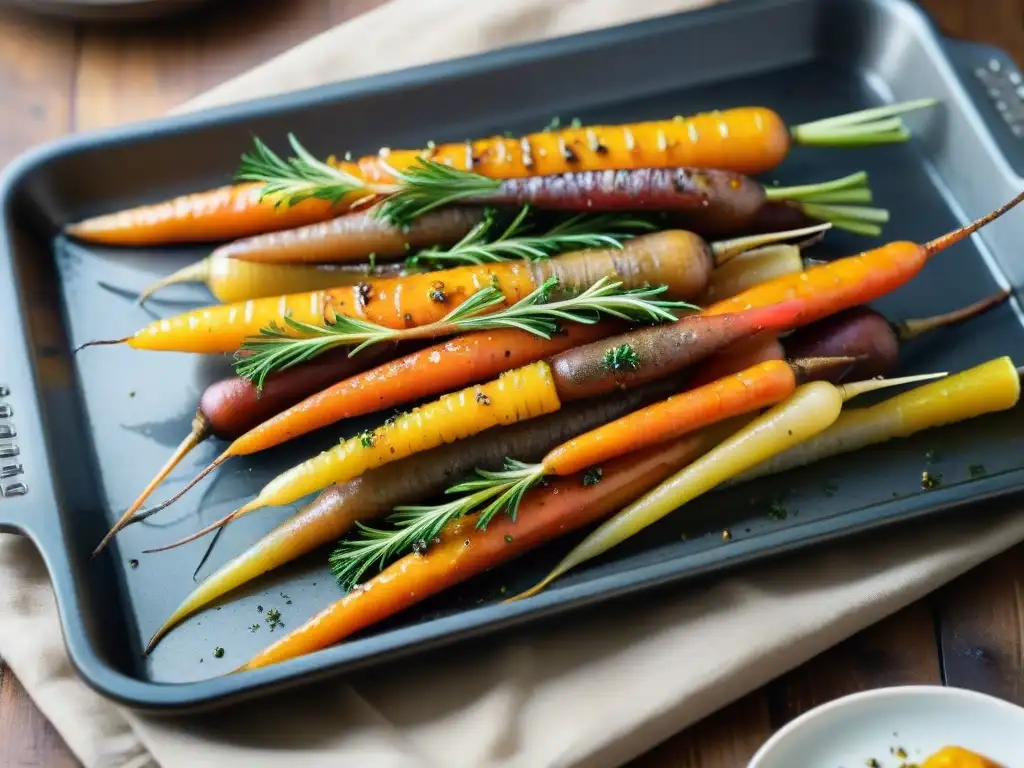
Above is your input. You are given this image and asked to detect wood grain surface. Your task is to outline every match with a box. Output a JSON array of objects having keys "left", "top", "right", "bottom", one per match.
[{"left": 0, "top": 1, "right": 1022, "bottom": 765}]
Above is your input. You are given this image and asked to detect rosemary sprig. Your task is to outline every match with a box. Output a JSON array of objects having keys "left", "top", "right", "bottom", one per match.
[
  {"left": 329, "top": 482, "right": 508, "bottom": 588},
  {"left": 236, "top": 134, "right": 394, "bottom": 208},
  {"left": 407, "top": 206, "right": 655, "bottom": 267},
  {"left": 376, "top": 157, "right": 502, "bottom": 224},
  {"left": 329, "top": 459, "right": 545, "bottom": 588},
  {"left": 234, "top": 276, "right": 696, "bottom": 389}
]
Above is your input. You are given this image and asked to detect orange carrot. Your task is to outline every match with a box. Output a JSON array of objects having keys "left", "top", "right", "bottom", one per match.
[
  {"left": 703, "top": 191, "right": 1024, "bottom": 323},
  {"left": 66, "top": 102, "right": 933, "bottom": 246},
  {"left": 239, "top": 432, "right": 724, "bottom": 671}
]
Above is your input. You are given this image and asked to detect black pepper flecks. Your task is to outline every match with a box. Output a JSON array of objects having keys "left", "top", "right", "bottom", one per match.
[
  {"left": 476, "top": 392, "right": 492, "bottom": 406},
  {"left": 428, "top": 281, "right": 447, "bottom": 303},
  {"left": 583, "top": 467, "right": 603, "bottom": 486},
  {"left": 767, "top": 500, "right": 788, "bottom": 520},
  {"left": 921, "top": 470, "right": 942, "bottom": 490},
  {"left": 129, "top": 559, "right": 139, "bottom": 569},
  {"left": 354, "top": 282, "right": 372, "bottom": 309}
]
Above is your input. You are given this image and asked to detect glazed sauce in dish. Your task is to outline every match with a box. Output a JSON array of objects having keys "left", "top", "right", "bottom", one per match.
[{"left": 922, "top": 746, "right": 1004, "bottom": 768}]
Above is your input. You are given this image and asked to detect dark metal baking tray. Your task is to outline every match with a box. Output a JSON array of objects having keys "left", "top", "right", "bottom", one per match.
[{"left": 2, "top": 0, "right": 1024, "bottom": 712}]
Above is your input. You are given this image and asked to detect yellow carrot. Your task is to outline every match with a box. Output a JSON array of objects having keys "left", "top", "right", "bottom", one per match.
[{"left": 735, "top": 356, "right": 1021, "bottom": 482}]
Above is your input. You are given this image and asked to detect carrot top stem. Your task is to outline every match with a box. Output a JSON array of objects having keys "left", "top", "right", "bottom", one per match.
[
  {"left": 789, "top": 98, "right": 938, "bottom": 147},
  {"left": 837, "top": 371, "right": 947, "bottom": 401},
  {"left": 762, "top": 171, "right": 871, "bottom": 203},
  {"left": 894, "top": 289, "right": 1010, "bottom": 341},
  {"left": 234, "top": 275, "right": 694, "bottom": 389}
]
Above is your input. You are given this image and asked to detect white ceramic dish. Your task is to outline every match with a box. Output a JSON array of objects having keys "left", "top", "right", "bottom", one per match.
[{"left": 749, "top": 686, "right": 1024, "bottom": 767}]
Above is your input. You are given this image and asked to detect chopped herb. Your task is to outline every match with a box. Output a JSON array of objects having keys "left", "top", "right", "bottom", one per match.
[
  {"left": 502, "top": 130, "right": 515, "bottom": 138},
  {"left": 722, "top": 529, "right": 732, "bottom": 542},
  {"left": 265, "top": 608, "right": 284, "bottom": 631},
  {"left": 490, "top": 273, "right": 500, "bottom": 289},
  {"left": 823, "top": 481, "right": 839, "bottom": 497},
  {"left": 428, "top": 281, "right": 447, "bottom": 303},
  {"left": 892, "top": 747, "right": 908, "bottom": 759},
  {"left": 569, "top": 117, "right": 582, "bottom": 128},
  {"left": 866, "top": 760, "right": 881, "bottom": 768},
  {"left": 499, "top": 585, "right": 507, "bottom": 594},
  {"left": 280, "top": 591, "right": 292, "bottom": 605},
  {"left": 504, "top": 534, "right": 513, "bottom": 543},
  {"left": 367, "top": 253, "right": 377, "bottom": 271},
  {"left": 213, "top": 647, "right": 225, "bottom": 659},
  {"left": 249, "top": 623, "right": 260, "bottom": 633},
  {"left": 969, "top": 463, "right": 987, "bottom": 478},
  {"left": 128, "top": 559, "right": 139, "bottom": 569},
  {"left": 475, "top": 391, "right": 492, "bottom": 406},
  {"left": 411, "top": 539, "right": 428, "bottom": 555},
  {"left": 921, "top": 470, "right": 942, "bottom": 490},
  {"left": 767, "top": 500, "right": 788, "bottom": 520},
  {"left": 359, "top": 430, "right": 376, "bottom": 448},
  {"left": 680, "top": 533, "right": 688, "bottom": 541},
  {"left": 583, "top": 466, "right": 603, "bottom": 486},
  {"left": 544, "top": 116, "right": 561, "bottom": 131},
  {"left": 602, "top": 343, "right": 641, "bottom": 372},
  {"left": 129, "top": 391, "right": 136, "bottom": 398}
]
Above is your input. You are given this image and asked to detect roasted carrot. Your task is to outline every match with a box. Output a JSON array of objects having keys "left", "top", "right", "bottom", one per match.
[
  {"left": 220, "top": 206, "right": 485, "bottom": 264},
  {"left": 782, "top": 290, "right": 1009, "bottom": 381},
  {"left": 692, "top": 290, "right": 1010, "bottom": 386},
  {"left": 65, "top": 101, "right": 935, "bottom": 246},
  {"left": 136, "top": 251, "right": 404, "bottom": 305},
  {"left": 513, "top": 372, "right": 947, "bottom": 599},
  {"left": 146, "top": 376, "right": 686, "bottom": 650},
  {"left": 138, "top": 300, "right": 806, "bottom": 552},
  {"left": 111, "top": 322, "right": 621, "bottom": 544},
  {"left": 703, "top": 191, "right": 1024, "bottom": 323},
  {"left": 78, "top": 227, "right": 814, "bottom": 356},
  {"left": 239, "top": 432, "right": 726, "bottom": 672},
  {"left": 735, "top": 356, "right": 1021, "bottom": 483},
  {"left": 368, "top": 167, "right": 887, "bottom": 237}
]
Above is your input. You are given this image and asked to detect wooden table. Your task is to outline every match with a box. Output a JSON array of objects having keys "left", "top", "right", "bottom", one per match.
[{"left": 0, "top": 1, "right": 1022, "bottom": 765}]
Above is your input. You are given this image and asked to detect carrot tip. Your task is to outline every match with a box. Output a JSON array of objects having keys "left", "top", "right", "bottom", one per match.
[{"left": 74, "top": 337, "right": 130, "bottom": 353}]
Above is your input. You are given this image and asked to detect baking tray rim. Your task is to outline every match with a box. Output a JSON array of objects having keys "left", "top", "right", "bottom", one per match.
[{"left": 1, "top": 0, "right": 1019, "bottom": 712}]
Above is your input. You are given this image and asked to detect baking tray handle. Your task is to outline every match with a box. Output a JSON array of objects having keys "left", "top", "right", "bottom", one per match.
[{"left": 944, "top": 39, "right": 1024, "bottom": 178}]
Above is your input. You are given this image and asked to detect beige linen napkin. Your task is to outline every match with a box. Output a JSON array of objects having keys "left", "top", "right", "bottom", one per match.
[{"left": 2, "top": 1, "right": 1023, "bottom": 766}]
